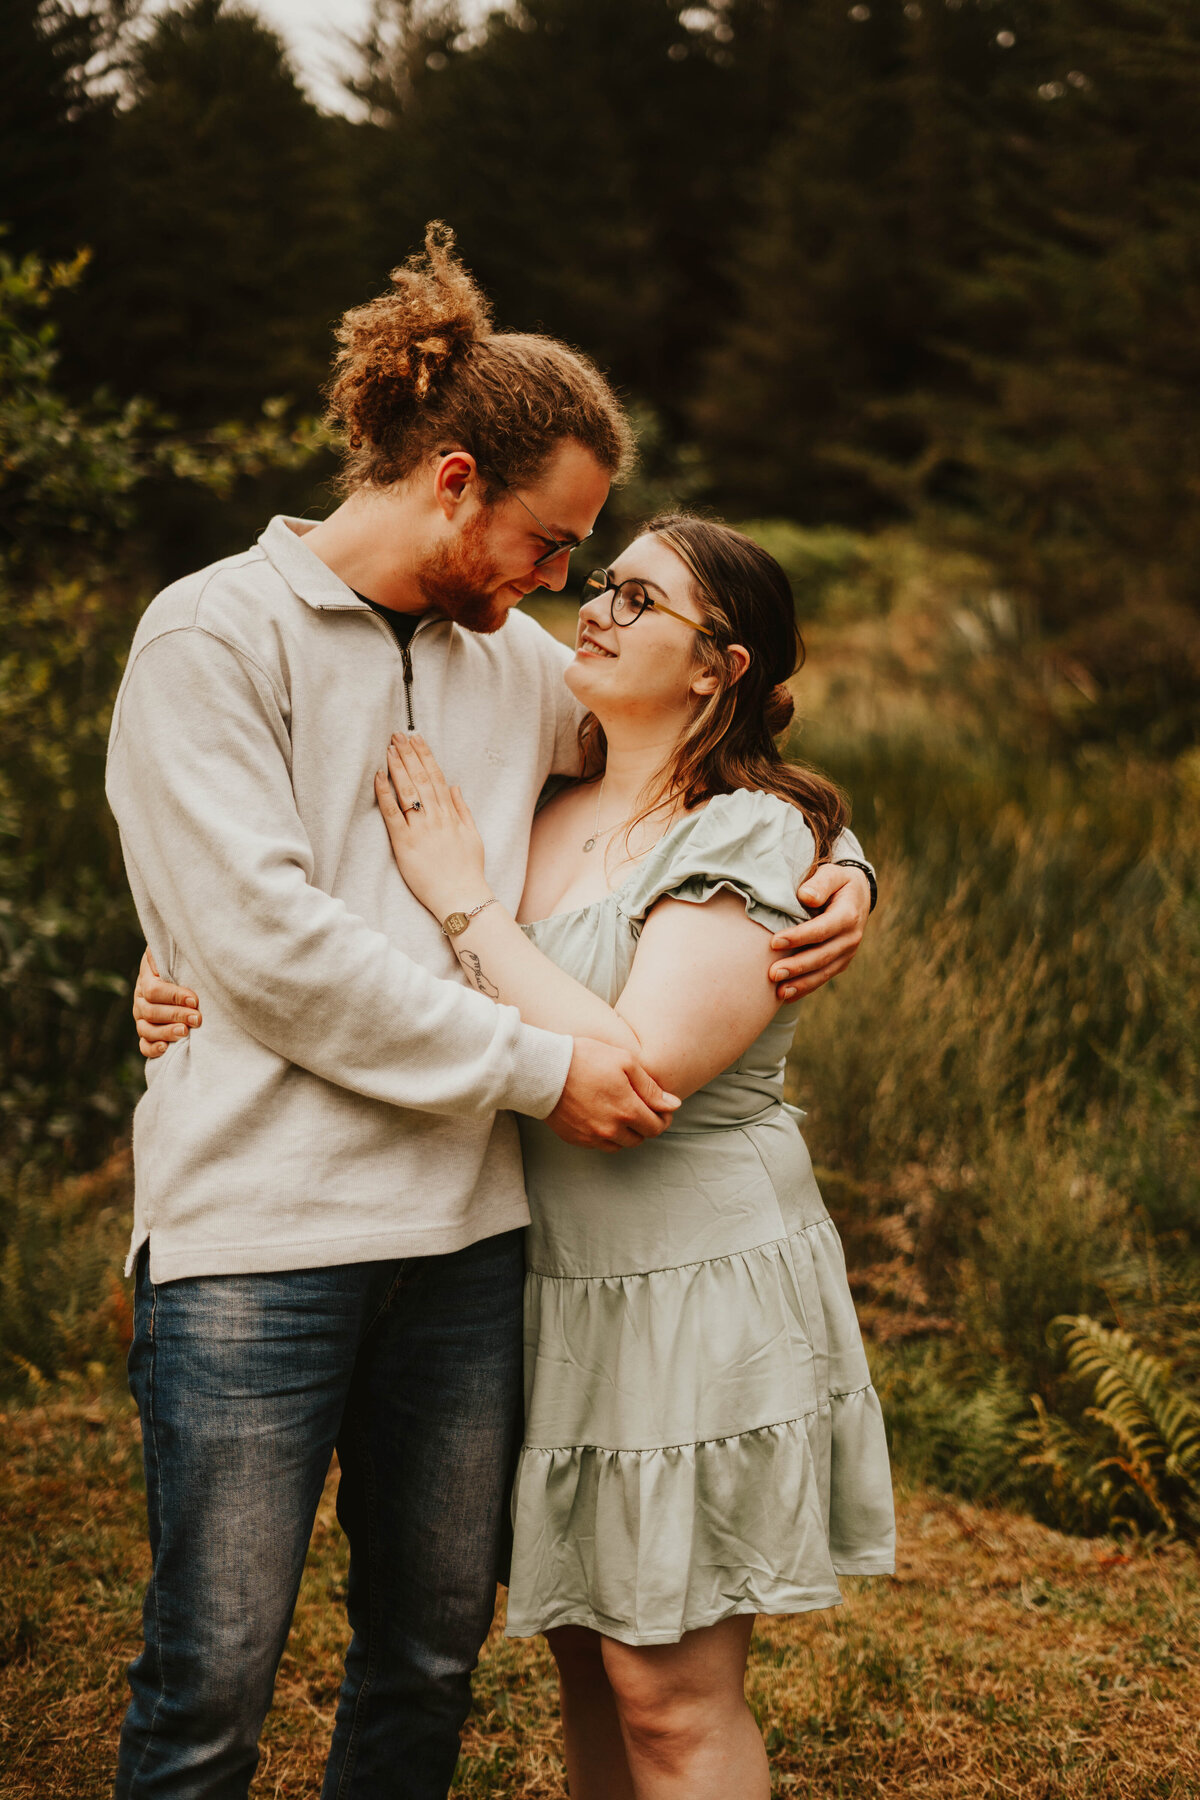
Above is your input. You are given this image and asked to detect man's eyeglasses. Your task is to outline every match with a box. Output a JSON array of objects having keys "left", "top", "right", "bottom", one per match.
[
  {"left": 493, "top": 471, "right": 590, "bottom": 569},
  {"left": 438, "top": 452, "right": 591, "bottom": 569},
  {"left": 582, "top": 569, "right": 717, "bottom": 637}
]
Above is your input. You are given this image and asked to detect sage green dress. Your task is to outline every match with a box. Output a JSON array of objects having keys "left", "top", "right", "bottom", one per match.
[{"left": 507, "top": 789, "right": 895, "bottom": 1647}]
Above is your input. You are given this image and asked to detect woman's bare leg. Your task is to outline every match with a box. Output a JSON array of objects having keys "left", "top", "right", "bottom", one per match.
[
  {"left": 600, "top": 1614, "right": 769, "bottom": 1800},
  {"left": 546, "top": 1625, "right": 636, "bottom": 1800}
]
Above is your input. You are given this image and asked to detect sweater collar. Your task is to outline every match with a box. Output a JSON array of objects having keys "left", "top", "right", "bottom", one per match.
[
  {"left": 258, "top": 515, "right": 369, "bottom": 611},
  {"left": 258, "top": 517, "right": 447, "bottom": 633}
]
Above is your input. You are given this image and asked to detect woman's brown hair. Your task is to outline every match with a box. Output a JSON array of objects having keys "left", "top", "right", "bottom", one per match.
[
  {"left": 578, "top": 513, "right": 850, "bottom": 863},
  {"left": 326, "top": 223, "right": 635, "bottom": 495}
]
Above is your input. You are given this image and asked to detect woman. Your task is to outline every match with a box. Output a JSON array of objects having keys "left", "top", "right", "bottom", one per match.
[{"left": 136, "top": 514, "right": 894, "bottom": 1797}]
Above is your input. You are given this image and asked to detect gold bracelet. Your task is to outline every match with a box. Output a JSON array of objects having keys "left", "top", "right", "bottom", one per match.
[{"left": 441, "top": 898, "right": 497, "bottom": 938}]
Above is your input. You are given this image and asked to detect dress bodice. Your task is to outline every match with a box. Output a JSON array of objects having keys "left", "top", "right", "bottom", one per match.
[{"left": 521, "top": 788, "right": 814, "bottom": 1131}]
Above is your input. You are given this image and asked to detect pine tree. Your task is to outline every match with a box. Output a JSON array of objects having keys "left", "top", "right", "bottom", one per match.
[
  {"left": 696, "top": 0, "right": 1200, "bottom": 738},
  {"left": 694, "top": 0, "right": 1044, "bottom": 519},
  {"left": 0, "top": 0, "right": 131, "bottom": 263},
  {"left": 348, "top": 0, "right": 776, "bottom": 424},
  {"left": 63, "top": 0, "right": 369, "bottom": 425},
  {"left": 906, "top": 0, "right": 1200, "bottom": 738}
]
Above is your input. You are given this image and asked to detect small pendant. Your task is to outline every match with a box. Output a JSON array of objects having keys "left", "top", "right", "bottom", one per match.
[{"left": 582, "top": 837, "right": 596, "bottom": 853}]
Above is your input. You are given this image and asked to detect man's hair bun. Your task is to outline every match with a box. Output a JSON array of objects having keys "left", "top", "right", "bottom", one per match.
[
  {"left": 765, "top": 682, "right": 795, "bottom": 736},
  {"left": 328, "top": 222, "right": 492, "bottom": 451},
  {"left": 324, "top": 223, "right": 635, "bottom": 495}
]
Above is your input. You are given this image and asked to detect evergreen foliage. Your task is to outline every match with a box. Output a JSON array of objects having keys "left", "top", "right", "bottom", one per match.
[
  {"left": 350, "top": 0, "right": 766, "bottom": 422},
  {"left": 693, "top": 0, "right": 1200, "bottom": 735},
  {"left": 62, "top": 0, "right": 370, "bottom": 426},
  {"left": 0, "top": 0, "right": 130, "bottom": 264}
]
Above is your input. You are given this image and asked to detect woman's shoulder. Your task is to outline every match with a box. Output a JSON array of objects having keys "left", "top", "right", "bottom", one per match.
[
  {"left": 621, "top": 787, "right": 816, "bottom": 931},
  {"left": 668, "top": 788, "right": 815, "bottom": 869}
]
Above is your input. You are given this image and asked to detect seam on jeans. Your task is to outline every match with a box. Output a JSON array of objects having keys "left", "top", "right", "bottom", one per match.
[
  {"left": 360, "top": 1261, "right": 406, "bottom": 1340},
  {"left": 130, "top": 1260, "right": 165, "bottom": 1790},
  {"left": 334, "top": 1409, "right": 382, "bottom": 1798}
]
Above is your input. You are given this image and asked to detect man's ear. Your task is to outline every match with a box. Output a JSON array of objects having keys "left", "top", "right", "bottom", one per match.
[
  {"left": 432, "top": 450, "right": 479, "bottom": 520},
  {"left": 690, "top": 643, "right": 750, "bottom": 698}
]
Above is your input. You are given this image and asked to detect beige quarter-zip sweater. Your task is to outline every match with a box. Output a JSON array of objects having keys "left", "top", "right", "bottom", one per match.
[{"left": 107, "top": 517, "right": 580, "bottom": 1282}]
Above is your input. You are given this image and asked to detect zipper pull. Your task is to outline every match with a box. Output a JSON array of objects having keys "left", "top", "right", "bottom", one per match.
[{"left": 400, "top": 642, "right": 415, "bottom": 730}]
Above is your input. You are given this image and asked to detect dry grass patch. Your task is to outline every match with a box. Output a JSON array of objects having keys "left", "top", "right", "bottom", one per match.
[{"left": 1, "top": 1392, "right": 1196, "bottom": 1798}]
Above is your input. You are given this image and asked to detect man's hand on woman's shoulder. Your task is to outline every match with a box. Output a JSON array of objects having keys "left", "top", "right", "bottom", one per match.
[{"left": 769, "top": 862, "right": 873, "bottom": 1002}]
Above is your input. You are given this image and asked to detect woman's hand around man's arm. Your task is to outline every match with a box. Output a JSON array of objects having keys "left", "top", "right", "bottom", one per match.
[{"left": 133, "top": 948, "right": 201, "bottom": 1056}]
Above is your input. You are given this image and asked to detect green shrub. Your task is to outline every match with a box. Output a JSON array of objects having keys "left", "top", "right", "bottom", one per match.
[
  {"left": 0, "top": 1151, "right": 131, "bottom": 1394},
  {"left": 0, "top": 248, "right": 321, "bottom": 1178},
  {"left": 778, "top": 545, "right": 1200, "bottom": 1533}
]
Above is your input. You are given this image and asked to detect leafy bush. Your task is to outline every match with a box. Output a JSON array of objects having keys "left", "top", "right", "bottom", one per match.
[
  {"left": 0, "top": 247, "right": 321, "bottom": 1179},
  {"left": 0, "top": 1150, "right": 131, "bottom": 1394}
]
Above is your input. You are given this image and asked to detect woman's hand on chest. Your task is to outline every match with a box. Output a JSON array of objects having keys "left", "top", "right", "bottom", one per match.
[{"left": 375, "top": 733, "right": 490, "bottom": 921}]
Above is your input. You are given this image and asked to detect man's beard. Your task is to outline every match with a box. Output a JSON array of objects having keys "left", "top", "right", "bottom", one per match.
[{"left": 416, "top": 511, "right": 513, "bottom": 635}]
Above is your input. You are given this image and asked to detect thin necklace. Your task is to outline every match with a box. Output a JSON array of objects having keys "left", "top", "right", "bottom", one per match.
[
  {"left": 581, "top": 777, "right": 609, "bottom": 853},
  {"left": 582, "top": 777, "right": 675, "bottom": 855}
]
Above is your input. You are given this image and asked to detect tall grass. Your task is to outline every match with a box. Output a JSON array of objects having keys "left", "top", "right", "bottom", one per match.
[{"left": 781, "top": 529, "right": 1200, "bottom": 1534}]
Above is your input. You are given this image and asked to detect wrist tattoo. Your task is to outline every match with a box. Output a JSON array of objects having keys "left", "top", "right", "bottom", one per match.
[{"left": 459, "top": 950, "right": 499, "bottom": 999}]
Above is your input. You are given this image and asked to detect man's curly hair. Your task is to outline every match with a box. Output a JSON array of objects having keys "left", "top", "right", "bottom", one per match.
[{"left": 325, "top": 223, "right": 635, "bottom": 496}]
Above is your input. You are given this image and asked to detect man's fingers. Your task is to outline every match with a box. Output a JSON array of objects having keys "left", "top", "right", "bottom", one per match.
[
  {"left": 143, "top": 983, "right": 199, "bottom": 1010},
  {"left": 600, "top": 1117, "right": 662, "bottom": 1149},
  {"left": 138, "top": 1019, "right": 189, "bottom": 1044},
  {"left": 777, "top": 948, "right": 856, "bottom": 1001},
  {"left": 770, "top": 935, "right": 852, "bottom": 986},
  {"left": 136, "top": 979, "right": 198, "bottom": 1011},
  {"left": 626, "top": 1062, "right": 681, "bottom": 1118}
]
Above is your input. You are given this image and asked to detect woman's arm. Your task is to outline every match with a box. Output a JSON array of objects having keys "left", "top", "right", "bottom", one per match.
[
  {"left": 455, "top": 890, "right": 781, "bottom": 1099},
  {"left": 379, "top": 736, "right": 784, "bottom": 1100},
  {"left": 133, "top": 948, "right": 202, "bottom": 1056}
]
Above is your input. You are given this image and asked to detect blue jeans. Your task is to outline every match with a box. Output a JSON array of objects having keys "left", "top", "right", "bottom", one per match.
[{"left": 115, "top": 1230, "right": 525, "bottom": 1800}]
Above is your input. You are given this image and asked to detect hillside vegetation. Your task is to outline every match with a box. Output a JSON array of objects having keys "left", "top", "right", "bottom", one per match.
[{"left": 8, "top": 535, "right": 1199, "bottom": 1552}]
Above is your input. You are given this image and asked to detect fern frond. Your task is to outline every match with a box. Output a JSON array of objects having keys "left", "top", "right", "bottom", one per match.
[
  {"left": 1055, "top": 1315, "right": 1200, "bottom": 1476},
  {"left": 1016, "top": 1395, "right": 1103, "bottom": 1532},
  {"left": 1045, "top": 1314, "right": 1200, "bottom": 1539}
]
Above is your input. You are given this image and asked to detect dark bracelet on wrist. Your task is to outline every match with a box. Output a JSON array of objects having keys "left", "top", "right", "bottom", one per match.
[{"left": 834, "top": 859, "right": 877, "bottom": 913}]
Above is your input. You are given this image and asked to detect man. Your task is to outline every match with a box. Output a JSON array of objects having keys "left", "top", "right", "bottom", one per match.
[{"left": 108, "top": 228, "right": 875, "bottom": 1799}]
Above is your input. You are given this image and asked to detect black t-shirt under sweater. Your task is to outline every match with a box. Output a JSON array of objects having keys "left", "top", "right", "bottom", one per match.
[{"left": 358, "top": 593, "right": 419, "bottom": 652}]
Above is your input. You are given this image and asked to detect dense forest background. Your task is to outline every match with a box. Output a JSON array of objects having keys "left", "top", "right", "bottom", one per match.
[{"left": 2, "top": 0, "right": 1199, "bottom": 1541}]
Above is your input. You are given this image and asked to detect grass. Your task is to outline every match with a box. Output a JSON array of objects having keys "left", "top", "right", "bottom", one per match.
[{"left": 3, "top": 1386, "right": 1198, "bottom": 1799}]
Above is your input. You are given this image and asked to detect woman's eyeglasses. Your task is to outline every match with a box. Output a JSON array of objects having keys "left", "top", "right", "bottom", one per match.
[{"left": 581, "top": 569, "right": 716, "bottom": 637}]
